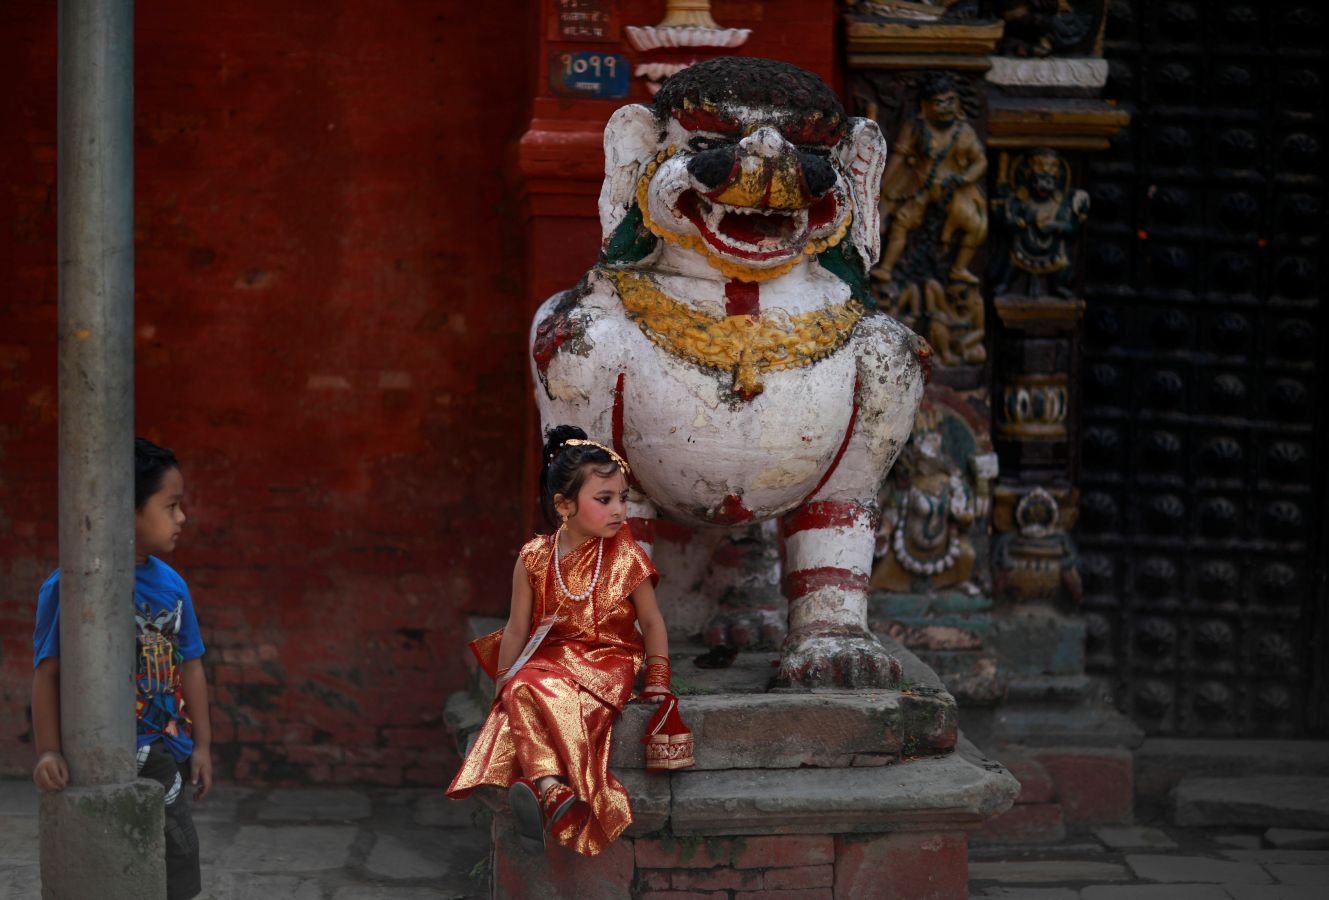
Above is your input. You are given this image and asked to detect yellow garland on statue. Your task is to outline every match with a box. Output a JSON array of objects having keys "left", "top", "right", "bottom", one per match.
[
  {"left": 634, "top": 148, "right": 852, "bottom": 284},
  {"left": 600, "top": 267, "right": 864, "bottom": 398}
]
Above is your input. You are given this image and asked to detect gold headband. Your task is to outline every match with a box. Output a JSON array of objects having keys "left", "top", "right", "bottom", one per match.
[{"left": 560, "top": 438, "right": 631, "bottom": 477}]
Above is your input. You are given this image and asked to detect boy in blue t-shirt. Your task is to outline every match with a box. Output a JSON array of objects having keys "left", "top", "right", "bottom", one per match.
[{"left": 32, "top": 437, "right": 212, "bottom": 900}]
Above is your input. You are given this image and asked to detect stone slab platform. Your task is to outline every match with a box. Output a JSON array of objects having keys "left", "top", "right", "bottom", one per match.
[
  {"left": 669, "top": 737, "right": 1018, "bottom": 836},
  {"left": 465, "top": 734, "right": 1017, "bottom": 840},
  {"left": 451, "top": 618, "right": 958, "bottom": 771},
  {"left": 1137, "top": 739, "right": 1329, "bottom": 813},
  {"left": 1174, "top": 777, "right": 1329, "bottom": 830}
]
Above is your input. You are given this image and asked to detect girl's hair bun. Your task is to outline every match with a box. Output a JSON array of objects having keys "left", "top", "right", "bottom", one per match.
[{"left": 542, "top": 424, "right": 588, "bottom": 465}]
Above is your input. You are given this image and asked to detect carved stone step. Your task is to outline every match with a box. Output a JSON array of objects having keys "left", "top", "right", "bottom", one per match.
[{"left": 612, "top": 685, "right": 957, "bottom": 770}]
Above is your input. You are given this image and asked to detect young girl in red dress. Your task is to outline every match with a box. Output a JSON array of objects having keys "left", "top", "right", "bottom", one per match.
[{"left": 447, "top": 425, "right": 679, "bottom": 856}]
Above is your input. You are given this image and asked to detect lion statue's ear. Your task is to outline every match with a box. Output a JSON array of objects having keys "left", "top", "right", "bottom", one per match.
[
  {"left": 599, "top": 104, "right": 662, "bottom": 243},
  {"left": 836, "top": 118, "right": 888, "bottom": 273}
]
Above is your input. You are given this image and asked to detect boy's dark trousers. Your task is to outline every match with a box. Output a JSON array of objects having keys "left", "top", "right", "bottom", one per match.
[{"left": 137, "top": 741, "right": 202, "bottom": 900}]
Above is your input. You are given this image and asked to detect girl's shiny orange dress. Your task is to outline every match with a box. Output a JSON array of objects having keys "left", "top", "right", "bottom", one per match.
[{"left": 447, "top": 524, "right": 656, "bottom": 856}]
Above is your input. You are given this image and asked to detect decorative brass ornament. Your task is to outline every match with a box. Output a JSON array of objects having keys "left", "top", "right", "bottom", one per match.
[
  {"left": 602, "top": 267, "right": 865, "bottom": 399},
  {"left": 634, "top": 149, "right": 852, "bottom": 284},
  {"left": 992, "top": 485, "right": 1082, "bottom": 606},
  {"left": 1014, "top": 486, "right": 1061, "bottom": 539},
  {"left": 999, "top": 373, "right": 1070, "bottom": 439}
]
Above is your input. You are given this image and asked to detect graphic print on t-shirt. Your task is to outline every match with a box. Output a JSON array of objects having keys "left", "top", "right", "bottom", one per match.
[{"left": 135, "top": 598, "right": 191, "bottom": 746}]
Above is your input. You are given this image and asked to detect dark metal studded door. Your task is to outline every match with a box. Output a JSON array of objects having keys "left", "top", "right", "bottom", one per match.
[{"left": 1078, "top": 1, "right": 1325, "bottom": 736}]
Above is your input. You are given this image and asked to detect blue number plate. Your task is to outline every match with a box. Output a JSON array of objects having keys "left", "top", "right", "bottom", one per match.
[{"left": 550, "top": 51, "right": 630, "bottom": 100}]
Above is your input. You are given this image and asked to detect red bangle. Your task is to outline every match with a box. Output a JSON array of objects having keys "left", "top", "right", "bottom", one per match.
[{"left": 644, "top": 659, "right": 671, "bottom": 691}]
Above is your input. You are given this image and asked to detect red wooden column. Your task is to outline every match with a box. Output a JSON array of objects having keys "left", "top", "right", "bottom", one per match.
[{"left": 513, "top": 0, "right": 841, "bottom": 526}]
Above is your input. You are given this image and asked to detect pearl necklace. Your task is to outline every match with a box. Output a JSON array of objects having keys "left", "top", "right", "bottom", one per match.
[{"left": 553, "top": 526, "right": 603, "bottom": 601}]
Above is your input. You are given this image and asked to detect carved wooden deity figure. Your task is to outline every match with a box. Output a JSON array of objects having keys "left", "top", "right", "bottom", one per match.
[
  {"left": 872, "top": 403, "right": 995, "bottom": 595},
  {"left": 991, "top": 148, "right": 1090, "bottom": 299},
  {"left": 530, "top": 57, "right": 927, "bottom": 688},
  {"left": 872, "top": 71, "right": 988, "bottom": 289},
  {"left": 995, "top": 0, "right": 1098, "bottom": 58}
]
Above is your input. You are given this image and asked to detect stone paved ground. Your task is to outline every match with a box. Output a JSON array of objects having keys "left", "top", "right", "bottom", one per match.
[
  {"left": 0, "top": 779, "right": 489, "bottom": 899},
  {"left": 969, "top": 824, "right": 1329, "bottom": 899},
  {"left": 5, "top": 779, "right": 1329, "bottom": 899}
]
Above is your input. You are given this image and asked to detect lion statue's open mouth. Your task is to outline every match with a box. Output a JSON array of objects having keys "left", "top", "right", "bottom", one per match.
[{"left": 675, "top": 189, "right": 844, "bottom": 262}]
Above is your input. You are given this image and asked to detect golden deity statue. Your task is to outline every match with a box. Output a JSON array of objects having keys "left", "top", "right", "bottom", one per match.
[{"left": 872, "top": 71, "right": 988, "bottom": 288}]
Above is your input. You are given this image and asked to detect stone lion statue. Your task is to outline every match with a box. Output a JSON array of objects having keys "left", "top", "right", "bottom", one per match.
[{"left": 529, "top": 57, "right": 927, "bottom": 688}]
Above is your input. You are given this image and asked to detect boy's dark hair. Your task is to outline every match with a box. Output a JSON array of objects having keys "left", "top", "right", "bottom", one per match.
[
  {"left": 135, "top": 437, "right": 178, "bottom": 509},
  {"left": 539, "top": 425, "right": 622, "bottom": 527}
]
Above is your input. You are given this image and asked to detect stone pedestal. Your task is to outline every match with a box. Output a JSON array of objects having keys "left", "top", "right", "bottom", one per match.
[
  {"left": 39, "top": 780, "right": 165, "bottom": 900},
  {"left": 446, "top": 618, "right": 1018, "bottom": 899}
]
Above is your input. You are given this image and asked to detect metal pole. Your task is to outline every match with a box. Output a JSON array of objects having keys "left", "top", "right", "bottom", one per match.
[
  {"left": 44, "top": 2, "right": 163, "bottom": 897},
  {"left": 57, "top": 0, "right": 136, "bottom": 788}
]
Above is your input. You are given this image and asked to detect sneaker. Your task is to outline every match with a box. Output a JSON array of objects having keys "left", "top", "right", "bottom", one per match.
[{"left": 507, "top": 778, "right": 543, "bottom": 848}]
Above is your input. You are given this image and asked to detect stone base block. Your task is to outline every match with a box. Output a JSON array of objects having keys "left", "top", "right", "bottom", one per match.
[
  {"left": 482, "top": 735, "right": 1015, "bottom": 898},
  {"left": 491, "top": 823, "right": 975, "bottom": 899},
  {"left": 499, "top": 829, "right": 969, "bottom": 899},
  {"left": 915, "top": 650, "right": 1004, "bottom": 707},
  {"left": 670, "top": 742, "right": 1018, "bottom": 836},
  {"left": 1265, "top": 827, "right": 1329, "bottom": 849},
  {"left": 612, "top": 687, "right": 957, "bottom": 771},
  {"left": 985, "top": 608, "right": 1085, "bottom": 679},
  {"left": 1136, "top": 739, "right": 1329, "bottom": 818},
  {"left": 618, "top": 769, "right": 671, "bottom": 837},
  {"left": 971, "top": 802, "right": 1066, "bottom": 845},
  {"left": 39, "top": 779, "right": 166, "bottom": 900},
  {"left": 834, "top": 832, "right": 969, "bottom": 900},
  {"left": 492, "top": 809, "right": 635, "bottom": 900},
  {"left": 1031, "top": 746, "right": 1133, "bottom": 825},
  {"left": 1173, "top": 776, "right": 1329, "bottom": 830},
  {"left": 466, "top": 629, "right": 1016, "bottom": 899},
  {"left": 997, "top": 751, "right": 1056, "bottom": 805},
  {"left": 634, "top": 834, "right": 835, "bottom": 870},
  {"left": 987, "top": 703, "right": 1145, "bottom": 750}
]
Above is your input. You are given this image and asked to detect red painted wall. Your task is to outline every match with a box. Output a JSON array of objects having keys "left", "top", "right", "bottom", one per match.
[
  {"left": 0, "top": 0, "right": 837, "bottom": 785},
  {"left": 0, "top": 1, "right": 537, "bottom": 785}
]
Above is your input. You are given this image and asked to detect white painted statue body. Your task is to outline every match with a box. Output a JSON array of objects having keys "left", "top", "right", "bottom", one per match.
[{"left": 529, "top": 58, "right": 927, "bottom": 687}]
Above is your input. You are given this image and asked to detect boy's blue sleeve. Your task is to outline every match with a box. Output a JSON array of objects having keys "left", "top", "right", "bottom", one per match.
[
  {"left": 33, "top": 574, "right": 61, "bottom": 668},
  {"left": 177, "top": 582, "right": 205, "bottom": 661}
]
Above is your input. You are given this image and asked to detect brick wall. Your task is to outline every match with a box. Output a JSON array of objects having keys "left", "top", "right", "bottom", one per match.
[
  {"left": 492, "top": 829, "right": 972, "bottom": 900},
  {"left": 0, "top": 0, "right": 535, "bottom": 784}
]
